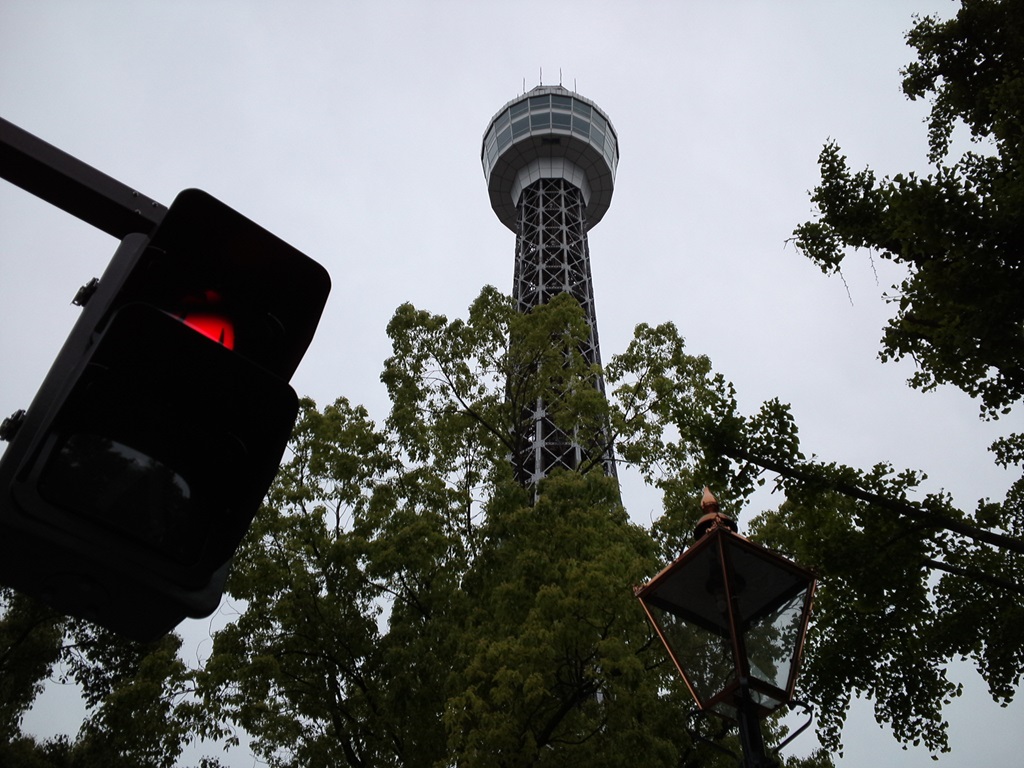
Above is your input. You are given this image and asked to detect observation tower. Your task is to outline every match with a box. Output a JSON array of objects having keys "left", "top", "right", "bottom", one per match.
[{"left": 482, "top": 85, "right": 619, "bottom": 484}]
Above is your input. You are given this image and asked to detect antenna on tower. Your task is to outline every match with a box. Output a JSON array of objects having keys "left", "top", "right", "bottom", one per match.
[
  {"left": 539, "top": 67, "right": 543, "bottom": 85},
  {"left": 574, "top": 77, "right": 577, "bottom": 92},
  {"left": 559, "top": 68, "right": 563, "bottom": 85},
  {"left": 523, "top": 77, "right": 526, "bottom": 94}
]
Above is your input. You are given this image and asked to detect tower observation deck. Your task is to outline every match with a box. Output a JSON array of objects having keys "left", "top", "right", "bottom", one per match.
[{"left": 482, "top": 85, "right": 619, "bottom": 485}]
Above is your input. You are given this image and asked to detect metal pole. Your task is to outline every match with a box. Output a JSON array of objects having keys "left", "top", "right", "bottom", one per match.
[{"left": 736, "top": 683, "right": 775, "bottom": 768}]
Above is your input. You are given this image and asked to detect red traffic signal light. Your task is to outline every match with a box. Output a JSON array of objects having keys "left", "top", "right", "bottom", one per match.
[
  {"left": 176, "top": 290, "right": 236, "bottom": 349},
  {"left": 0, "top": 189, "right": 330, "bottom": 640}
]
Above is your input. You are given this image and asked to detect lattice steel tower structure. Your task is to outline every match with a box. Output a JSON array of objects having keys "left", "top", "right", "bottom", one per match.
[{"left": 482, "top": 85, "right": 619, "bottom": 485}]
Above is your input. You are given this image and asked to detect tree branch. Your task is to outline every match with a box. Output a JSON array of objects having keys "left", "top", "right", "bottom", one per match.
[{"left": 725, "top": 443, "right": 1024, "bottom": 556}]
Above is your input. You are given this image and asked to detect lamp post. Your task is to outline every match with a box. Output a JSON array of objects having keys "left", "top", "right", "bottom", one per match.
[{"left": 635, "top": 489, "right": 816, "bottom": 767}]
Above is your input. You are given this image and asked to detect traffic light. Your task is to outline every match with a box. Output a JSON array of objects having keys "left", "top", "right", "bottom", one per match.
[{"left": 0, "top": 189, "right": 330, "bottom": 640}]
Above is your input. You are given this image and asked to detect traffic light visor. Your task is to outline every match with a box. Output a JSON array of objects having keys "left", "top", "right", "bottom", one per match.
[{"left": 117, "top": 189, "right": 330, "bottom": 379}]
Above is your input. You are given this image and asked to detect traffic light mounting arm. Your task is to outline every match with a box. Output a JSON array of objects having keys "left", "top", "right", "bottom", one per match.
[{"left": 0, "top": 116, "right": 167, "bottom": 238}]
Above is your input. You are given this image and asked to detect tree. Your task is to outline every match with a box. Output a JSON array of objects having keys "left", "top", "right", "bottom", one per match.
[
  {"left": 5, "top": 279, "right": 1009, "bottom": 763},
  {"left": 2, "top": 288, "right": 822, "bottom": 766},
  {"left": 601, "top": 3, "right": 1024, "bottom": 745},
  {"left": 446, "top": 471, "right": 672, "bottom": 768},
  {"left": 191, "top": 289, "right": 758, "bottom": 768},
  {"left": 0, "top": 590, "right": 63, "bottom": 750},
  {"left": 0, "top": 594, "right": 196, "bottom": 767},
  {"left": 792, "top": 0, "right": 1024, "bottom": 418},
  {"left": 605, "top": 319, "right": 1022, "bottom": 755},
  {"left": 747, "top": 0, "right": 1024, "bottom": 753}
]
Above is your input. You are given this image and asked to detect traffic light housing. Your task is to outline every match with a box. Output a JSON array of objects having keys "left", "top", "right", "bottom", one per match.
[{"left": 0, "top": 189, "right": 330, "bottom": 640}]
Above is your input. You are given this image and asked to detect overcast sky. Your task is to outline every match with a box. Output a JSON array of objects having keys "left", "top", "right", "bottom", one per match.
[{"left": 2, "top": 1, "right": 1022, "bottom": 765}]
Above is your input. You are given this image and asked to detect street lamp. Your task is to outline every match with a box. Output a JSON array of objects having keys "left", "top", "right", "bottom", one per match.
[{"left": 635, "top": 489, "right": 816, "bottom": 767}]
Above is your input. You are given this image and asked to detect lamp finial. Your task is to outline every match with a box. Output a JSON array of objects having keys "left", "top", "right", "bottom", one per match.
[{"left": 694, "top": 486, "right": 738, "bottom": 540}]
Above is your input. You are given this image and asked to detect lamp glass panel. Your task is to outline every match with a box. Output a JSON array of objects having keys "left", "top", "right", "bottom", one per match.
[
  {"left": 644, "top": 539, "right": 730, "bottom": 635},
  {"left": 646, "top": 601, "right": 736, "bottom": 705},
  {"left": 743, "top": 585, "right": 810, "bottom": 694},
  {"left": 641, "top": 540, "right": 738, "bottom": 702}
]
